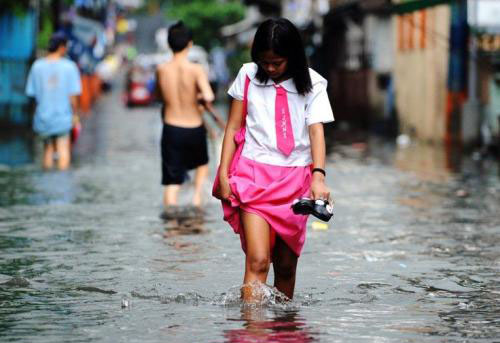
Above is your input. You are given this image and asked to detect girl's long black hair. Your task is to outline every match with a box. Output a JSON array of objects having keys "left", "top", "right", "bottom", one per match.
[{"left": 251, "top": 18, "right": 312, "bottom": 95}]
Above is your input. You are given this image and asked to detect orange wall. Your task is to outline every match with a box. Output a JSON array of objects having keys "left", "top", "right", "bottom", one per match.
[{"left": 393, "top": 5, "right": 451, "bottom": 142}]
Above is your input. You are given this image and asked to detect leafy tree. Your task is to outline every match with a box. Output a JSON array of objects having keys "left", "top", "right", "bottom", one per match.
[
  {"left": 0, "top": 0, "right": 31, "bottom": 16},
  {"left": 166, "top": 0, "right": 245, "bottom": 50},
  {"left": 0, "top": 0, "right": 74, "bottom": 16},
  {"left": 0, "top": 0, "right": 75, "bottom": 50}
]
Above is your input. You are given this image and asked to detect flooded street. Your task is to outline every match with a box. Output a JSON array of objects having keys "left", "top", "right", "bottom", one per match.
[{"left": 0, "top": 85, "right": 499, "bottom": 343}]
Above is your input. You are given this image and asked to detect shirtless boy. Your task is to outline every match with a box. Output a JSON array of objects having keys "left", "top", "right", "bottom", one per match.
[{"left": 156, "top": 21, "right": 215, "bottom": 207}]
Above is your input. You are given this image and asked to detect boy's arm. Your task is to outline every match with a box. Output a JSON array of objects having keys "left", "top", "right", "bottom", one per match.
[
  {"left": 195, "top": 65, "right": 215, "bottom": 103},
  {"left": 154, "top": 68, "right": 163, "bottom": 102},
  {"left": 195, "top": 65, "right": 225, "bottom": 129},
  {"left": 70, "top": 95, "right": 79, "bottom": 115}
]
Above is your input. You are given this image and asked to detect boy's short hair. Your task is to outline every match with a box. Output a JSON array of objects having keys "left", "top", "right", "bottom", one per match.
[
  {"left": 48, "top": 32, "right": 68, "bottom": 53},
  {"left": 168, "top": 21, "right": 193, "bottom": 52}
]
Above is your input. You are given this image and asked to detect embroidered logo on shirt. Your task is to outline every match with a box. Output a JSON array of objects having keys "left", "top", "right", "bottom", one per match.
[
  {"left": 274, "top": 85, "right": 294, "bottom": 156},
  {"left": 281, "top": 108, "right": 287, "bottom": 139}
]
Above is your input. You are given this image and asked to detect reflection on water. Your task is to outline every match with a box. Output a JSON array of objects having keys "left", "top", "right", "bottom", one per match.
[
  {"left": 0, "top": 169, "right": 79, "bottom": 207},
  {"left": 161, "top": 205, "right": 208, "bottom": 238},
  {"left": 225, "top": 308, "right": 314, "bottom": 343},
  {"left": 30, "top": 171, "right": 79, "bottom": 205},
  {"left": 394, "top": 141, "right": 462, "bottom": 182}
]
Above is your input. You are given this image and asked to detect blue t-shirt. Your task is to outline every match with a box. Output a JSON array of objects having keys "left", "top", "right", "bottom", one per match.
[{"left": 25, "top": 57, "right": 81, "bottom": 136}]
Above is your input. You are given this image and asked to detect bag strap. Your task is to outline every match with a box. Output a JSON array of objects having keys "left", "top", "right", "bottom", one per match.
[{"left": 241, "top": 75, "right": 250, "bottom": 126}]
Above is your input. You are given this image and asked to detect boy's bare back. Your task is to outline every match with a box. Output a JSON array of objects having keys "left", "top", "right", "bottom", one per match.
[{"left": 157, "top": 59, "right": 214, "bottom": 128}]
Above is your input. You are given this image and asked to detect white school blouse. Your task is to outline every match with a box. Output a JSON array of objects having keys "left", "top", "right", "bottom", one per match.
[{"left": 227, "top": 63, "right": 334, "bottom": 167}]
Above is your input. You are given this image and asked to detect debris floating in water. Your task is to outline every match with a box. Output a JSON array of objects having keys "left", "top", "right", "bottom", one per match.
[
  {"left": 396, "top": 134, "right": 410, "bottom": 147},
  {"left": 455, "top": 189, "right": 468, "bottom": 198},
  {"left": 75, "top": 286, "right": 117, "bottom": 294},
  {"left": 121, "top": 298, "right": 130, "bottom": 308},
  {"left": 311, "top": 221, "right": 328, "bottom": 231}
]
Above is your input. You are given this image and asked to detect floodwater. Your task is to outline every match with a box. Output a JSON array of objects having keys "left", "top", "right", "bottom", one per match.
[{"left": 0, "top": 88, "right": 499, "bottom": 343}]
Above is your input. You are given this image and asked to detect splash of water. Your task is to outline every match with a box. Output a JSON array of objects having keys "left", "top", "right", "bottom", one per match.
[
  {"left": 130, "top": 282, "right": 301, "bottom": 310},
  {"left": 212, "top": 281, "right": 292, "bottom": 308},
  {"left": 130, "top": 290, "right": 207, "bottom": 305}
]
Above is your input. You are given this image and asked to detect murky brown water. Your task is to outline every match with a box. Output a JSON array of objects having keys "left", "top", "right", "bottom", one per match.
[{"left": 0, "top": 88, "right": 498, "bottom": 342}]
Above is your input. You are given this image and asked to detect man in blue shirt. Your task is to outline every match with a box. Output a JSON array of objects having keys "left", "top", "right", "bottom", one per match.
[{"left": 26, "top": 32, "right": 81, "bottom": 170}]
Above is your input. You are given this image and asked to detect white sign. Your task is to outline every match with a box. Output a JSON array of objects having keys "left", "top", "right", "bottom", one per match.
[
  {"left": 114, "top": 0, "right": 144, "bottom": 8},
  {"left": 469, "top": 0, "right": 500, "bottom": 27}
]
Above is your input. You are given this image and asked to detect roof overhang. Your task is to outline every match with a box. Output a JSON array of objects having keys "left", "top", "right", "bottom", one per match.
[{"left": 391, "top": 0, "right": 454, "bottom": 14}]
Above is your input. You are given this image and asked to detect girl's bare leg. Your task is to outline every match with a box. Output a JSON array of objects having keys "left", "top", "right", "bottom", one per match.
[
  {"left": 241, "top": 210, "right": 271, "bottom": 302},
  {"left": 272, "top": 235, "right": 298, "bottom": 299}
]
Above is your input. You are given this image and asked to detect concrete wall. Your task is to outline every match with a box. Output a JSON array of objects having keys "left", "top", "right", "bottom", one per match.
[{"left": 393, "top": 5, "right": 451, "bottom": 142}]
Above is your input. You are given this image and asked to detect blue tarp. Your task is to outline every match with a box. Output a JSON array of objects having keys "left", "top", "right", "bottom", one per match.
[
  {"left": 0, "top": 10, "right": 35, "bottom": 60},
  {"left": 0, "top": 10, "right": 35, "bottom": 126},
  {"left": 0, "top": 61, "right": 30, "bottom": 105}
]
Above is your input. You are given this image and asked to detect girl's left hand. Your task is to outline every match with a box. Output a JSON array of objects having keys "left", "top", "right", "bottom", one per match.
[{"left": 310, "top": 174, "right": 331, "bottom": 202}]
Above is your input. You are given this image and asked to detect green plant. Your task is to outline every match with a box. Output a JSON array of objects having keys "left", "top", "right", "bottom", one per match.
[
  {"left": 227, "top": 46, "right": 250, "bottom": 77},
  {"left": 0, "top": 0, "right": 31, "bottom": 16},
  {"left": 166, "top": 0, "right": 245, "bottom": 50},
  {"left": 37, "top": 13, "right": 53, "bottom": 50}
]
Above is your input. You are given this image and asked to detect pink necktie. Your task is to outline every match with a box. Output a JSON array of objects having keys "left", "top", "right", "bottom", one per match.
[{"left": 274, "top": 85, "right": 295, "bottom": 156}]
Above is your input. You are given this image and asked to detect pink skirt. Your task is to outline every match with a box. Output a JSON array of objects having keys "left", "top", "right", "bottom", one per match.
[{"left": 222, "top": 156, "right": 311, "bottom": 256}]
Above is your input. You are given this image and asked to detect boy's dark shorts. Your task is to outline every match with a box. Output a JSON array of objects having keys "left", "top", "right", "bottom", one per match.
[
  {"left": 161, "top": 122, "right": 209, "bottom": 185},
  {"left": 41, "top": 131, "right": 70, "bottom": 144}
]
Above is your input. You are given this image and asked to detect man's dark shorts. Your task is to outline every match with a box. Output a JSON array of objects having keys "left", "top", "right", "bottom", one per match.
[
  {"left": 161, "top": 122, "right": 209, "bottom": 185},
  {"left": 41, "top": 131, "right": 70, "bottom": 144}
]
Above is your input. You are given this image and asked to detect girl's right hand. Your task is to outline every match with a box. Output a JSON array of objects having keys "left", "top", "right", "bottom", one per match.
[{"left": 219, "top": 174, "right": 233, "bottom": 200}]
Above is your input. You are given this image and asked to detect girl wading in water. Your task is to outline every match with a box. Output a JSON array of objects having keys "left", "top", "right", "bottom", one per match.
[{"left": 214, "top": 18, "right": 334, "bottom": 302}]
